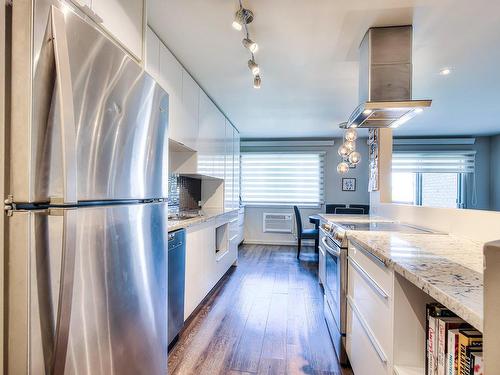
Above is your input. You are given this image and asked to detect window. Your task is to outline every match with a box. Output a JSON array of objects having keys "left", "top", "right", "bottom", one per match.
[
  {"left": 241, "top": 152, "right": 325, "bottom": 206},
  {"left": 392, "top": 151, "right": 475, "bottom": 208}
]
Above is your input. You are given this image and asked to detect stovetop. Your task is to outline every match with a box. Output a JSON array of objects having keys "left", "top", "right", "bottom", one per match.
[
  {"left": 321, "top": 220, "right": 436, "bottom": 247},
  {"left": 336, "top": 222, "right": 434, "bottom": 234}
]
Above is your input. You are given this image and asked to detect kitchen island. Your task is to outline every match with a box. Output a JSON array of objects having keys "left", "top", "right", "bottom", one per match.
[{"left": 319, "top": 214, "right": 484, "bottom": 375}]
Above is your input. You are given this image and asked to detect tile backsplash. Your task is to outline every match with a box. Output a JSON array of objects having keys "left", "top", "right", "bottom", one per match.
[{"left": 168, "top": 175, "right": 201, "bottom": 212}]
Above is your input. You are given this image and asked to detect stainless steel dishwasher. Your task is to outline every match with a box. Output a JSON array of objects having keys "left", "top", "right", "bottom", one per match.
[{"left": 168, "top": 228, "right": 186, "bottom": 348}]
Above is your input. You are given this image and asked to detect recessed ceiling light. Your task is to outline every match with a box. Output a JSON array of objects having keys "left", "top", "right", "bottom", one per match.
[{"left": 439, "top": 68, "right": 451, "bottom": 76}]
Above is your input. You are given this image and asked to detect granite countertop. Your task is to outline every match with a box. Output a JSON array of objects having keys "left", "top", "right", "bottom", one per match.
[
  {"left": 348, "top": 231, "right": 483, "bottom": 331},
  {"left": 318, "top": 214, "right": 394, "bottom": 224},
  {"left": 168, "top": 208, "right": 240, "bottom": 232}
]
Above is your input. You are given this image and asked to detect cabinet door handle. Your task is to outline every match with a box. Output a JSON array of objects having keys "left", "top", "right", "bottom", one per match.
[
  {"left": 347, "top": 295, "right": 388, "bottom": 365},
  {"left": 348, "top": 257, "right": 389, "bottom": 300}
]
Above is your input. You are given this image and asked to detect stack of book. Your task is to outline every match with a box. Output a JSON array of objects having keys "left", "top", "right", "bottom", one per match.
[{"left": 426, "top": 303, "right": 483, "bottom": 375}]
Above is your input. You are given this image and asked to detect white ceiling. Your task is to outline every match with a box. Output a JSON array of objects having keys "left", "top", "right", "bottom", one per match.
[{"left": 148, "top": 0, "right": 500, "bottom": 138}]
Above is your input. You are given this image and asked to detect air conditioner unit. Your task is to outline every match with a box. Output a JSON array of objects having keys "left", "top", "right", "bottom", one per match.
[{"left": 263, "top": 213, "right": 293, "bottom": 233}]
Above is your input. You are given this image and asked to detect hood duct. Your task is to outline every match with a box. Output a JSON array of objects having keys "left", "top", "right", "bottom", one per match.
[{"left": 347, "top": 26, "right": 432, "bottom": 129}]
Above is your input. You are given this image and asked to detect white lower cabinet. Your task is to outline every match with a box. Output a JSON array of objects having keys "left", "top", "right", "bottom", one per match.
[
  {"left": 346, "top": 299, "right": 391, "bottom": 375},
  {"left": 184, "top": 214, "right": 239, "bottom": 321},
  {"left": 237, "top": 207, "right": 244, "bottom": 244},
  {"left": 347, "top": 242, "right": 393, "bottom": 375},
  {"left": 184, "top": 219, "right": 215, "bottom": 320}
]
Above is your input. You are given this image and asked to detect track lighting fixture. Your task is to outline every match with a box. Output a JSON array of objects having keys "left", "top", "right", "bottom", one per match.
[
  {"left": 253, "top": 75, "right": 261, "bottom": 89},
  {"left": 242, "top": 38, "right": 258, "bottom": 53},
  {"left": 232, "top": 1, "right": 262, "bottom": 89},
  {"left": 232, "top": 7, "right": 253, "bottom": 31},
  {"left": 248, "top": 59, "right": 260, "bottom": 76}
]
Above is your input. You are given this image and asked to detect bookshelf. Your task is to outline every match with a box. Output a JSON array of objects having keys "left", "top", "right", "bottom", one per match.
[{"left": 392, "top": 273, "right": 435, "bottom": 374}]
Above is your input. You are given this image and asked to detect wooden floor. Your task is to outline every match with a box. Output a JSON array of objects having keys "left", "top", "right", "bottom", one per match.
[{"left": 168, "top": 244, "right": 353, "bottom": 375}]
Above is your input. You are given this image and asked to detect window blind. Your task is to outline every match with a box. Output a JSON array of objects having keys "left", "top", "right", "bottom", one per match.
[
  {"left": 241, "top": 152, "right": 325, "bottom": 206},
  {"left": 392, "top": 151, "right": 476, "bottom": 173}
]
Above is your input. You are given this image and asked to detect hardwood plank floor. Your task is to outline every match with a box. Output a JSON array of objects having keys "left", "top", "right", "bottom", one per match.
[{"left": 168, "top": 244, "right": 353, "bottom": 375}]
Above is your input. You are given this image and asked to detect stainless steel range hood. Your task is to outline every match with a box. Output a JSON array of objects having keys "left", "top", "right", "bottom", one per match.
[{"left": 347, "top": 26, "right": 431, "bottom": 129}]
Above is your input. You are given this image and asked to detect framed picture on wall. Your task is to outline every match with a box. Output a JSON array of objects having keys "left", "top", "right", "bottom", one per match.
[{"left": 342, "top": 178, "right": 356, "bottom": 192}]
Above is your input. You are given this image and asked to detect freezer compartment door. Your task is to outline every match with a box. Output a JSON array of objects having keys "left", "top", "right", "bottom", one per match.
[
  {"left": 11, "top": 5, "right": 169, "bottom": 203},
  {"left": 8, "top": 203, "right": 168, "bottom": 374}
]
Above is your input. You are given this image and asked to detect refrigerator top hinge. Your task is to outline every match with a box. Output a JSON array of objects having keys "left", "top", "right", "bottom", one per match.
[{"left": 4, "top": 195, "right": 15, "bottom": 216}]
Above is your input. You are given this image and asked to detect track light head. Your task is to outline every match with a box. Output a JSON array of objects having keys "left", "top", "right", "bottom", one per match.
[
  {"left": 232, "top": 7, "right": 254, "bottom": 31},
  {"left": 248, "top": 59, "right": 260, "bottom": 76},
  {"left": 242, "top": 38, "right": 258, "bottom": 53},
  {"left": 253, "top": 75, "right": 261, "bottom": 89}
]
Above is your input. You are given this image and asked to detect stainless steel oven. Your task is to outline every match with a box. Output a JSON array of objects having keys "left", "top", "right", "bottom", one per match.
[{"left": 320, "top": 227, "right": 348, "bottom": 365}]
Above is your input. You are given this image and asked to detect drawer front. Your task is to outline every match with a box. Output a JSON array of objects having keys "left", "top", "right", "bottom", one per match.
[
  {"left": 349, "top": 242, "right": 392, "bottom": 297},
  {"left": 348, "top": 258, "right": 392, "bottom": 356},
  {"left": 346, "top": 299, "right": 391, "bottom": 375}
]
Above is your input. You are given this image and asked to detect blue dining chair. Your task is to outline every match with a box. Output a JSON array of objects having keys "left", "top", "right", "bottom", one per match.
[{"left": 293, "top": 206, "right": 319, "bottom": 260}]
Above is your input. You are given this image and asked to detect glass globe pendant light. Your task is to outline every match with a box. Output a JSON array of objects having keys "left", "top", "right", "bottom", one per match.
[
  {"left": 345, "top": 128, "right": 358, "bottom": 142},
  {"left": 338, "top": 144, "right": 350, "bottom": 158},
  {"left": 344, "top": 140, "right": 356, "bottom": 153},
  {"left": 337, "top": 162, "right": 349, "bottom": 174},
  {"left": 348, "top": 151, "right": 361, "bottom": 165}
]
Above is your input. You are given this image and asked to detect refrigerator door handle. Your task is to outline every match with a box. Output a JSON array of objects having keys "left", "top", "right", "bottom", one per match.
[
  {"left": 51, "top": 208, "right": 77, "bottom": 375},
  {"left": 51, "top": 6, "right": 78, "bottom": 204}
]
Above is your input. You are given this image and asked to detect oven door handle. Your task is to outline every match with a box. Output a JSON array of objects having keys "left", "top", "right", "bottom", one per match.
[{"left": 321, "top": 236, "right": 341, "bottom": 257}]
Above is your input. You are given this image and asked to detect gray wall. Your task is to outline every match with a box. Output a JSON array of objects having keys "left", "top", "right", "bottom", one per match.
[
  {"left": 491, "top": 135, "right": 500, "bottom": 211},
  {"left": 242, "top": 138, "right": 370, "bottom": 245}
]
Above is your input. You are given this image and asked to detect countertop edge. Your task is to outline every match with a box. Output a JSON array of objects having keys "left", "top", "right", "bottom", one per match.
[{"left": 168, "top": 208, "right": 241, "bottom": 232}]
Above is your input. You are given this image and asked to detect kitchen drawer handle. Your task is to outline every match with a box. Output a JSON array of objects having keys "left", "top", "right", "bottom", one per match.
[
  {"left": 348, "top": 257, "right": 389, "bottom": 300},
  {"left": 347, "top": 295, "right": 388, "bottom": 365},
  {"left": 321, "top": 236, "right": 340, "bottom": 256}
]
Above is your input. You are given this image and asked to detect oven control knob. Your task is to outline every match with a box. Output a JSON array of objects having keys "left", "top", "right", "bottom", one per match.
[{"left": 323, "top": 223, "right": 332, "bottom": 232}]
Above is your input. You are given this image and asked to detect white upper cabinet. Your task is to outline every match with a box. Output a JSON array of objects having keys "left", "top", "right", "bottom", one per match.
[
  {"left": 233, "top": 128, "right": 240, "bottom": 207},
  {"left": 224, "top": 120, "right": 234, "bottom": 209},
  {"left": 145, "top": 27, "right": 160, "bottom": 80},
  {"left": 91, "top": 0, "right": 144, "bottom": 60},
  {"left": 197, "top": 90, "right": 215, "bottom": 176},
  {"left": 159, "top": 44, "right": 183, "bottom": 144},
  {"left": 179, "top": 70, "right": 199, "bottom": 150},
  {"left": 213, "top": 109, "right": 226, "bottom": 180}
]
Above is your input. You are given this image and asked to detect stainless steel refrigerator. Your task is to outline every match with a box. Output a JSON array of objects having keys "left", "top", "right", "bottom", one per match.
[{"left": 7, "top": 2, "right": 169, "bottom": 374}]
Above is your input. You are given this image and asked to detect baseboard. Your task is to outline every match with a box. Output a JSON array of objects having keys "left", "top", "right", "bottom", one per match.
[{"left": 243, "top": 239, "right": 315, "bottom": 246}]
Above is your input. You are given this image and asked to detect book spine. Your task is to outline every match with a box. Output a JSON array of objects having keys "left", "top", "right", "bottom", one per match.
[
  {"left": 428, "top": 316, "right": 437, "bottom": 375},
  {"left": 447, "top": 330, "right": 458, "bottom": 375},
  {"left": 438, "top": 319, "right": 446, "bottom": 375}
]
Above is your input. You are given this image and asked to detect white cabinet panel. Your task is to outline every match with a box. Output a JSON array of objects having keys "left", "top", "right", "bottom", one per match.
[
  {"left": 159, "top": 44, "right": 183, "bottom": 145},
  {"left": 197, "top": 90, "right": 216, "bottom": 176},
  {"left": 224, "top": 120, "right": 234, "bottom": 210},
  {"left": 213, "top": 110, "right": 226, "bottom": 180},
  {"left": 145, "top": 27, "right": 160, "bottom": 80},
  {"left": 92, "top": 0, "right": 144, "bottom": 59},
  {"left": 346, "top": 301, "right": 391, "bottom": 375},
  {"left": 184, "top": 219, "right": 215, "bottom": 320},
  {"left": 179, "top": 71, "right": 199, "bottom": 150},
  {"left": 233, "top": 128, "right": 240, "bottom": 207}
]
